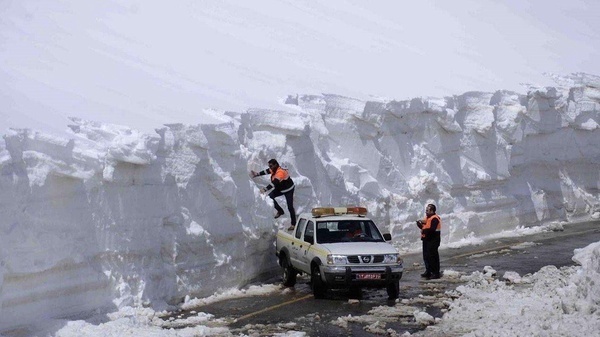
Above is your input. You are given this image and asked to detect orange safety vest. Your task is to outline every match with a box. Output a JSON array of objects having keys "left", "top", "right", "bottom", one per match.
[
  {"left": 421, "top": 214, "right": 441, "bottom": 239},
  {"left": 271, "top": 167, "right": 290, "bottom": 181},
  {"left": 270, "top": 167, "right": 294, "bottom": 192}
]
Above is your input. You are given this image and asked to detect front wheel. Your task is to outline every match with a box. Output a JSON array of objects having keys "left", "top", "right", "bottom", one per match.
[
  {"left": 311, "top": 265, "right": 327, "bottom": 299},
  {"left": 386, "top": 280, "right": 399, "bottom": 299},
  {"left": 280, "top": 256, "right": 297, "bottom": 287}
]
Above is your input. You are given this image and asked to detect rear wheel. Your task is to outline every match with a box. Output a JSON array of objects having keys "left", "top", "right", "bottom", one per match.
[
  {"left": 311, "top": 265, "right": 327, "bottom": 299},
  {"left": 386, "top": 280, "right": 399, "bottom": 299},
  {"left": 280, "top": 256, "right": 297, "bottom": 287}
]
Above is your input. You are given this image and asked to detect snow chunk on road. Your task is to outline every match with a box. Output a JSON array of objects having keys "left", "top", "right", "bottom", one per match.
[{"left": 418, "top": 242, "right": 600, "bottom": 336}]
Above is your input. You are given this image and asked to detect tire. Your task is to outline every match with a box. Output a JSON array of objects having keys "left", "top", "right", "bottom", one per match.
[
  {"left": 386, "top": 280, "right": 399, "bottom": 299},
  {"left": 280, "top": 256, "right": 297, "bottom": 287},
  {"left": 311, "top": 264, "right": 327, "bottom": 299}
]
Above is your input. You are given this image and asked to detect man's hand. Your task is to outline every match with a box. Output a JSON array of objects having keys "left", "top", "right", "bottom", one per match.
[
  {"left": 259, "top": 187, "right": 267, "bottom": 193},
  {"left": 250, "top": 170, "right": 258, "bottom": 178}
]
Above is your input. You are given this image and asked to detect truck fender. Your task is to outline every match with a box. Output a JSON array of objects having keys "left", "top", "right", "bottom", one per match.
[
  {"left": 278, "top": 247, "right": 291, "bottom": 267},
  {"left": 310, "top": 257, "right": 323, "bottom": 275}
]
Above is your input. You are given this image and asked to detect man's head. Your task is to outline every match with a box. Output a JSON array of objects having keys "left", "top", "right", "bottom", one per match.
[
  {"left": 268, "top": 159, "right": 279, "bottom": 170},
  {"left": 426, "top": 204, "right": 436, "bottom": 215}
]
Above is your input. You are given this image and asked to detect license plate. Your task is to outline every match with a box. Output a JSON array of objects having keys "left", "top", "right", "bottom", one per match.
[{"left": 356, "top": 273, "right": 381, "bottom": 280}]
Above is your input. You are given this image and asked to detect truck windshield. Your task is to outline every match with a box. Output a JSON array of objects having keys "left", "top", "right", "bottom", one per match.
[{"left": 315, "top": 219, "right": 384, "bottom": 243}]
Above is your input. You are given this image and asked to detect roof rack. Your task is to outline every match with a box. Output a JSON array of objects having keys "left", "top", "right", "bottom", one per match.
[{"left": 311, "top": 206, "right": 368, "bottom": 218}]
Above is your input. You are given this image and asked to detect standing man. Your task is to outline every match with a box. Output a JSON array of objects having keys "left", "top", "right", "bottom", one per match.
[
  {"left": 416, "top": 204, "right": 442, "bottom": 279},
  {"left": 251, "top": 159, "right": 297, "bottom": 230}
]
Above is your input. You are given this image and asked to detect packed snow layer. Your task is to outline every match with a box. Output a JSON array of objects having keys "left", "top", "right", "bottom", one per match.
[
  {"left": 1, "top": 74, "right": 599, "bottom": 330},
  {"left": 417, "top": 241, "right": 600, "bottom": 336}
]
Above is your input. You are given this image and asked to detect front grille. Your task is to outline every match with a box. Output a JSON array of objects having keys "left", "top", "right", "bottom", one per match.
[{"left": 347, "top": 255, "right": 384, "bottom": 264}]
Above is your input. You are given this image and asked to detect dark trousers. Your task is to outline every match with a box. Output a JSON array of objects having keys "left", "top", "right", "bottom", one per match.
[
  {"left": 269, "top": 188, "right": 296, "bottom": 226},
  {"left": 422, "top": 236, "right": 441, "bottom": 275}
]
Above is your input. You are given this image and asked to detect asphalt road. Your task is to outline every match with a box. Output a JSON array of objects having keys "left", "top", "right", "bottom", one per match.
[{"left": 165, "top": 220, "right": 600, "bottom": 336}]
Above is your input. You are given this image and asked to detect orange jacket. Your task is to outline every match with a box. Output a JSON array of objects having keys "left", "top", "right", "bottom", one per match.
[
  {"left": 271, "top": 166, "right": 289, "bottom": 182},
  {"left": 258, "top": 166, "right": 294, "bottom": 193},
  {"left": 421, "top": 214, "right": 441, "bottom": 240}
]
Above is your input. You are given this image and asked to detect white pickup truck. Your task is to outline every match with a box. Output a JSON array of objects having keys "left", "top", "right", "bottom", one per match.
[{"left": 275, "top": 207, "right": 404, "bottom": 299}]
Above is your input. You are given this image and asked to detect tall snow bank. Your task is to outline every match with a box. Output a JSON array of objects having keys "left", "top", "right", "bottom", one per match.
[{"left": 1, "top": 73, "right": 599, "bottom": 331}]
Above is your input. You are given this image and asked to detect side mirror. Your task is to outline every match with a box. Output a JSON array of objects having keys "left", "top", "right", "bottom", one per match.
[
  {"left": 304, "top": 234, "right": 314, "bottom": 245},
  {"left": 383, "top": 233, "right": 392, "bottom": 241}
]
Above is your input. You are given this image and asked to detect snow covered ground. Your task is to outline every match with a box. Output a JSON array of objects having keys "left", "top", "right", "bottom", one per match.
[
  {"left": 1, "top": 1, "right": 600, "bottom": 336},
  {"left": 20, "top": 240, "right": 600, "bottom": 337},
  {"left": 415, "top": 241, "right": 600, "bottom": 336}
]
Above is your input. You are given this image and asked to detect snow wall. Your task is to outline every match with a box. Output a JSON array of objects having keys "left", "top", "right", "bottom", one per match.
[{"left": 1, "top": 73, "right": 599, "bottom": 330}]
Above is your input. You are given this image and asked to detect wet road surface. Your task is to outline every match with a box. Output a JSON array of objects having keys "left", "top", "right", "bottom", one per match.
[{"left": 164, "top": 220, "right": 600, "bottom": 336}]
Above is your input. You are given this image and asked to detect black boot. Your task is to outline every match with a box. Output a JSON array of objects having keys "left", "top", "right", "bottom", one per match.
[{"left": 427, "top": 273, "right": 441, "bottom": 280}]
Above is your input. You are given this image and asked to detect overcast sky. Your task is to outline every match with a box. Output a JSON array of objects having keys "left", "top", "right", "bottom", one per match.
[{"left": 1, "top": 0, "right": 599, "bottom": 135}]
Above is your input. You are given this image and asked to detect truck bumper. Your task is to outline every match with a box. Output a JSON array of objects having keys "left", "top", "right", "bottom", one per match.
[{"left": 321, "top": 265, "right": 403, "bottom": 288}]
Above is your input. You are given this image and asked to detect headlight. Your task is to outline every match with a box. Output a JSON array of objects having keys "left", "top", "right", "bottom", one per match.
[
  {"left": 327, "top": 254, "right": 349, "bottom": 265},
  {"left": 383, "top": 254, "right": 402, "bottom": 264}
]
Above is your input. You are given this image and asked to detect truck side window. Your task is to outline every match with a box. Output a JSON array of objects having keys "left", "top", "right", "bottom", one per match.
[
  {"left": 366, "top": 220, "right": 384, "bottom": 240},
  {"left": 295, "top": 219, "right": 307, "bottom": 239},
  {"left": 305, "top": 221, "right": 315, "bottom": 238}
]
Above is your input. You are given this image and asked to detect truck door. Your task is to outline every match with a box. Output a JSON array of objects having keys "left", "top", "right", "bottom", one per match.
[
  {"left": 289, "top": 218, "right": 307, "bottom": 267},
  {"left": 297, "top": 220, "right": 315, "bottom": 272}
]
